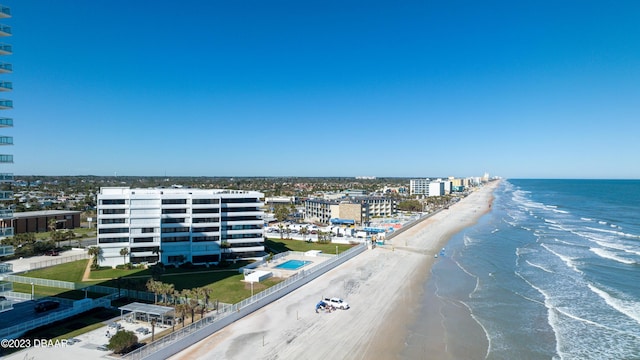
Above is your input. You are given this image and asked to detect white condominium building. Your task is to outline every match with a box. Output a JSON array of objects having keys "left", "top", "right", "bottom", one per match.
[
  {"left": 410, "top": 179, "right": 430, "bottom": 196},
  {"left": 97, "top": 187, "right": 264, "bottom": 268}
]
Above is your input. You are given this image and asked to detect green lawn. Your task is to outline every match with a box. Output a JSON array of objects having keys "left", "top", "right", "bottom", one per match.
[
  {"left": 265, "top": 238, "right": 355, "bottom": 254},
  {"left": 21, "top": 259, "right": 89, "bottom": 282},
  {"left": 12, "top": 238, "right": 346, "bottom": 304},
  {"left": 88, "top": 266, "right": 150, "bottom": 280}
]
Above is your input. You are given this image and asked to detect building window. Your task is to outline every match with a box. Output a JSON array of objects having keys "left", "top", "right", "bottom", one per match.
[
  {"left": 98, "top": 237, "right": 129, "bottom": 244},
  {"left": 133, "top": 237, "right": 154, "bottom": 243},
  {"left": 192, "top": 208, "right": 220, "bottom": 214},
  {"left": 162, "top": 208, "right": 187, "bottom": 214},
  {"left": 102, "top": 199, "right": 126, "bottom": 205},
  {"left": 161, "top": 218, "right": 185, "bottom": 224},
  {"left": 162, "top": 236, "right": 190, "bottom": 243},
  {"left": 192, "top": 254, "right": 219, "bottom": 263},
  {"left": 141, "top": 227, "right": 155, "bottom": 233},
  {"left": 192, "top": 235, "right": 220, "bottom": 242},
  {"left": 161, "top": 227, "right": 189, "bottom": 233},
  {"left": 192, "top": 199, "right": 219, "bottom": 205},
  {"left": 100, "top": 218, "right": 126, "bottom": 224},
  {"left": 101, "top": 209, "right": 126, "bottom": 215},
  {"left": 162, "top": 199, "right": 187, "bottom": 205},
  {"left": 99, "top": 228, "right": 128, "bottom": 234}
]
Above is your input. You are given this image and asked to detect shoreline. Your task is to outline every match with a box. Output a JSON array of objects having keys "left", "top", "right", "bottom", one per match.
[{"left": 172, "top": 181, "right": 500, "bottom": 360}]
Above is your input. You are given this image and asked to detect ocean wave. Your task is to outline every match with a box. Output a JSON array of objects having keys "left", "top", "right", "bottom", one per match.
[
  {"left": 588, "top": 284, "right": 640, "bottom": 325},
  {"left": 594, "top": 241, "right": 640, "bottom": 256},
  {"left": 586, "top": 226, "right": 640, "bottom": 239},
  {"left": 589, "top": 247, "right": 636, "bottom": 265},
  {"left": 525, "top": 260, "right": 554, "bottom": 273},
  {"left": 580, "top": 217, "right": 593, "bottom": 222},
  {"left": 491, "top": 228, "right": 500, "bottom": 234},
  {"left": 541, "top": 244, "right": 583, "bottom": 274},
  {"left": 552, "top": 209, "right": 569, "bottom": 214}
]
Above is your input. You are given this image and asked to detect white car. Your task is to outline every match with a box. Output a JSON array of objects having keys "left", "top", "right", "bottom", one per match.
[{"left": 323, "top": 297, "right": 350, "bottom": 310}]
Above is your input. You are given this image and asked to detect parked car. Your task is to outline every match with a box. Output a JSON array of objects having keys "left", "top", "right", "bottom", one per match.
[
  {"left": 34, "top": 300, "right": 60, "bottom": 313},
  {"left": 0, "top": 295, "right": 7, "bottom": 301},
  {"left": 45, "top": 250, "right": 60, "bottom": 256},
  {"left": 322, "top": 297, "right": 350, "bottom": 310}
]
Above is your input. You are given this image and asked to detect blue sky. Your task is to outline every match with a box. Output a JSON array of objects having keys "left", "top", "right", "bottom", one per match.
[{"left": 6, "top": 1, "right": 640, "bottom": 178}]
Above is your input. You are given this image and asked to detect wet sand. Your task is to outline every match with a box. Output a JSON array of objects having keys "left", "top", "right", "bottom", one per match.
[{"left": 171, "top": 181, "right": 499, "bottom": 360}]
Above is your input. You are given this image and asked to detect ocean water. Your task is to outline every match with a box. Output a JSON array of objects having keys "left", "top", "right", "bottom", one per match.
[{"left": 404, "top": 179, "right": 640, "bottom": 360}]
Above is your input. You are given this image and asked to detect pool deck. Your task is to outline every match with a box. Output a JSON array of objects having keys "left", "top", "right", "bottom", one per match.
[{"left": 258, "top": 252, "right": 332, "bottom": 278}]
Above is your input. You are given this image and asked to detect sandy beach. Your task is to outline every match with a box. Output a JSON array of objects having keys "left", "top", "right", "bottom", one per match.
[{"left": 172, "top": 181, "right": 499, "bottom": 360}]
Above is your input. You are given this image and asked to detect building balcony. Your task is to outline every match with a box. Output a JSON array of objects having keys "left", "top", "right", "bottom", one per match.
[
  {"left": 0, "top": 172, "right": 12, "bottom": 182},
  {"left": 0, "top": 190, "right": 11, "bottom": 200},
  {"left": 0, "top": 25, "right": 10, "bottom": 37},
  {"left": 0, "top": 262, "right": 12, "bottom": 273},
  {"left": 0, "top": 44, "right": 10, "bottom": 56},
  {"left": 0, "top": 245, "right": 14, "bottom": 257},
  {"left": 0, "top": 154, "right": 12, "bottom": 164},
  {"left": 0, "top": 118, "right": 11, "bottom": 127},
  {"left": 0, "top": 208, "right": 13, "bottom": 218},
  {"left": 0, "top": 136, "right": 12, "bottom": 145},
  {"left": 0, "top": 6, "right": 10, "bottom": 19},
  {"left": 0, "top": 81, "right": 11, "bottom": 91},
  {"left": 0, "top": 99, "right": 12, "bottom": 109},
  {"left": 0, "top": 62, "right": 11, "bottom": 74}
]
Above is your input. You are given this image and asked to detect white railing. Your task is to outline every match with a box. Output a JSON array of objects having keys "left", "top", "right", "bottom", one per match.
[{"left": 0, "top": 297, "right": 112, "bottom": 339}]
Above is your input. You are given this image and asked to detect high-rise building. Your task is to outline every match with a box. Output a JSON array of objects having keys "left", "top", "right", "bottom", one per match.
[
  {"left": 97, "top": 187, "right": 265, "bottom": 268},
  {"left": 0, "top": 4, "right": 13, "bottom": 239}
]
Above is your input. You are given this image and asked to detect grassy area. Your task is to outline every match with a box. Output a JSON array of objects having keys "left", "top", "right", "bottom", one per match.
[
  {"left": 265, "top": 238, "right": 355, "bottom": 254},
  {"left": 88, "top": 266, "right": 150, "bottom": 280},
  {"left": 21, "top": 259, "right": 89, "bottom": 282}
]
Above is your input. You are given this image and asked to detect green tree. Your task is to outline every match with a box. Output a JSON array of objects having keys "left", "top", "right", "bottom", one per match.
[
  {"left": 87, "top": 246, "right": 102, "bottom": 270},
  {"left": 146, "top": 279, "right": 160, "bottom": 304},
  {"left": 107, "top": 330, "right": 138, "bottom": 354},
  {"left": 119, "top": 247, "right": 129, "bottom": 267},
  {"left": 274, "top": 204, "right": 289, "bottom": 222},
  {"left": 397, "top": 200, "right": 422, "bottom": 212}
]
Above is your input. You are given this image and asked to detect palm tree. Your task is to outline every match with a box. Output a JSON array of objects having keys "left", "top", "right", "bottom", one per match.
[
  {"left": 161, "top": 283, "right": 174, "bottom": 304},
  {"left": 146, "top": 279, "right": 160, "bottom": 304},
  {"left": 174, "top": 303, "right": 187, "bottom": 329},
  {"left": 202, "top": 287, "right": 214, "bottom": 311},
  {"left": 119, "top": 247, "right": 129, "bottom": 267},
  {"left": 152, "top": 246, "right": 163, "bottom": 264},
  {"left": 277, "top": 223, "right": 285, "bottom": 240},
  {"left": 87, "top": 246, "right": 102, "bottom": 270}
]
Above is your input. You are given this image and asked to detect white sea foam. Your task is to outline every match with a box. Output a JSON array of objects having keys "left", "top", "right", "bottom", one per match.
[
  {"left": 541, "top": 244, "right": 583, "bottom": 274},
  {"left": 589, "top": 247, "right": 635, "bottom": 265},
  {"left": 598, "top": 221, "right": 607, "bottom": 225},
  {"left": 491, "top": 228, "right": 500, "bottom": 234},
  {"left": 459, "top": 300, "right": 491, "bottom": 359},
  {"left": 525, "top": 260, "right": 554, "bottom": 273},
  {"left": 586, "top": 226, "right": 640, "bottom": 239},
  {"left": 580, "top": 217, "right": 593, "bottom": 222},
  {"left": 552, "top": 209, "right": 569, "bottom": 214},
  {"left": 544, "top": 219, "right": 558, "bottom": 224},
  {"left": 588, "top": 284, "right": 640, "bottom": 325}
]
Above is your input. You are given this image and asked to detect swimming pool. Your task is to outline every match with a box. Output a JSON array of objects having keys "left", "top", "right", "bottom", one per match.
[{"left": 275, "top": 259, "right": 312, "bottom": 270}]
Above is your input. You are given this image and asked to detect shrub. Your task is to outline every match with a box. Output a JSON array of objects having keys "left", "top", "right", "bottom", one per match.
[{"left": 107, "top": 330, "right": 138, "bottom": 354}]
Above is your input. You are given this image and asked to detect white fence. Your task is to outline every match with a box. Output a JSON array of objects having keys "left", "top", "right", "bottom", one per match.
[
  {"left": 124, "top": 243, "right": 367, "bottom": 360},
  {"left": 29, "top": 253, "right": 90, "bottom": 270}
]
